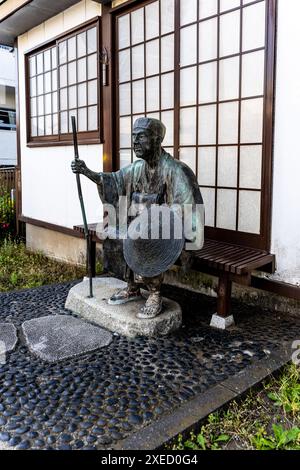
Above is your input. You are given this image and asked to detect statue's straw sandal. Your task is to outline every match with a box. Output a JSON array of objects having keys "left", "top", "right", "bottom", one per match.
[{"left": 108, "top": 288, "right": 141, "bottom": 305}]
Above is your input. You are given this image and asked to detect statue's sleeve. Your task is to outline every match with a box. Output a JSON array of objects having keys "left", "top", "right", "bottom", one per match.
[
  {"left": 171, "top": 164, "right": 205, "bottom": 251},
  {"left": 97, "top": 165, "right": 134, "bottom": 238},
  {"left": 97, "top": 167, "right": 130, "bottom": 205}
]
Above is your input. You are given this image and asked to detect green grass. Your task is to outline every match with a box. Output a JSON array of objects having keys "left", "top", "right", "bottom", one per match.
[
  {"left": 171, "top": 364, "right": 300, "bottom": 450},
  {"left": 0, "top": 238, "right": 89, "bottom": 291}
]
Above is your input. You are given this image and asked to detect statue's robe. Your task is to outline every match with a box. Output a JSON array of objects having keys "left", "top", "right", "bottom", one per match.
[{"left": 97, "top": 149, "right": 204, "bottom": 252}]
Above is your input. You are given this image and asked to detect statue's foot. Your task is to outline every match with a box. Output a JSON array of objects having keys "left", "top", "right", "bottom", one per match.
[
  {"left": 108, "top": 287, "right": 141, "bottom": 305},
  {"left": 137, "top": 293, "right": 163, "bottom": 319}
]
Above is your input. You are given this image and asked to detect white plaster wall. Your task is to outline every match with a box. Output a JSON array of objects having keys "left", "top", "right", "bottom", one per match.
[
  {"left": 0, "top": 130, "right": 17, "bottom": 165},
  {"left": 271, "top": 0, "right": 300, "bottom": 285},
  {"left": 18, "top": 0, "right": 103, "bottom": 229}
]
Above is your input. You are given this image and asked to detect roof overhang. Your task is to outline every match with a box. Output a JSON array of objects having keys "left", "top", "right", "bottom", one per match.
[{"left": 0, "top": 0, "right": 104, "bottom": 46}]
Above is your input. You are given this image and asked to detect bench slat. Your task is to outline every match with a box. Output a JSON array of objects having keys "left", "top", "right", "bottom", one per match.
[
  {"left": 229, "top": 253, "right": 265, "bottom": 274},
  {"left": 196, "top": 243, "right": 241, "bottom": 261},
  {"left": 228, "top": 251, "right": 264, "bottom": 269},
  {"left": 236, "top": 254, "right": 275, "bottom": 275},
  {"left": 209, "top": 246, "right": 254, "bottom": 268},
  {"left": 205, "top": 248, "right": 252, "bottom": 272}
]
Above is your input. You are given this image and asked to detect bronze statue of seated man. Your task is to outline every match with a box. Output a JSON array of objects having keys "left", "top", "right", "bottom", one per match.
[{"left": 71, "top": 117, "right": 204, "bottom": 319}]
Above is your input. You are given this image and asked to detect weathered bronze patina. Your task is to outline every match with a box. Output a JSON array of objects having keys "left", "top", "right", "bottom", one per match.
[{"left": 71, "top": 117, "right": 204, "bottom": 319}]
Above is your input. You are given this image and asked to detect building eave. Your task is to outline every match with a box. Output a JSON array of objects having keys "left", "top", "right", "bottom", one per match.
[{"left": 0, "top": 0, "right": 97, "bottom": 46}]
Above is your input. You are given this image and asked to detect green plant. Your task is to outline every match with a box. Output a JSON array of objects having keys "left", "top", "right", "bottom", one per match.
[
  {"left": 96, "top": 260, "right": 103, "bottom": 275},
  {"left": 266, "top": 364, "right": 300, "bottom": 416},
  {"left": 251, "top": 424, "right": 300, "bottom": 450},
  {"left": 0, "top": 238, "right": 87, "bottom": 291},
  {"left": 177, "top": 428, "right": 230, "bottom": 451},
  {"left": 0, "top": 191, "right": 15, "bottom": 237}
]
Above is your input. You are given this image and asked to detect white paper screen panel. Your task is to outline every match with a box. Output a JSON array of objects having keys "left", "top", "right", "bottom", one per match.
[
  {"left": 180, "top": 0, "right": 197, "bottom": 26},
  {"left": 216, "top": 189, "right": 237, "bottom": 230},
  {"left": 198, "top": 62, "right": 217, "bottom": 104},
  {"left": 119, "top": 49, "right": 130, "bottom": 83},
  {"left": 218, "top": 101, "right": 239, "bottom": 144},
  {"left": 239, "top": 146, "right": 262, "bottom": 189},
  {"left": 146, "top": 40, "right": 160, "bottom": 76},
  {"left": 180, "top": 107, "right": 197, "bottom": 146},
  {"left": 198, "top": 18, "right": 218, "bottom": 62},
  {"left": 180, "top": 147, "right": 196, "bottom": 175},
  {"left": 198, "top": 105, "right": 217, "bottom": 145},
  {"left": 218, "top": 146, "right": 238, "bottom": 188},
  {"left": 199, "top": 0, "right": 218, "bottom": 19},
  {"left": 219, "top": 57, "right": 240, "bottom": 101},
  {"left": 118, "top": 14, "right": 130, "bottom": 49},
  {"left": 131, "top": 8, "right": 144, "bottom": 45},
  {"left": 161, "top": 73, "right": 174, "bottom": 109},
  {"left": 219, "top": 10, "right": 240, "bottom": 57},
  {"left": 242, "top": 51, "right": 265, "bottom": 97},
  {"left": 220, "top": 0, "right": 241, "bottom": 12},
  {"left": 180, "top": 67, "right": 197, "bottom": 106},
  {"left": 132, "top": 80, "right": 145, "bottom": 114},
  {"left": 146, "top": 77, "right": 160, "bottom": 112},
  {"left": 238, "top": 190, "right": 261, "bottom": 234},
  {"left": 119, "top": 83, "right": 131, "bottom": 116},
  {"left": 145, "top": 1, "right": 159, "bottom": 40},
  {"left": 161, "top": 0, "right": 174, "bottom": 34},
  {"left": 198, "top": 148, "right": 216, "bottom": 187},
  {"left": 161, "top": 34, "right": 174, "bottom": 73},
  {"left": 132, "top": 45, "right": 144, "bottom": 80},
  {"left": 180, "top": 25, "right": 197, "bottom": 67},
  {"left": 243, "top": 2, "right": 266, "bottom": 52}
]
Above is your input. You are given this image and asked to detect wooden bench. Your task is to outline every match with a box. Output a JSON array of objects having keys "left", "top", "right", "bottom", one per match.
[
  {"left": 190, "top": 239, "right": 275, "bottom": 320},
  {"left": 74, "top": 223, "right": 276, "bottom": 322}
]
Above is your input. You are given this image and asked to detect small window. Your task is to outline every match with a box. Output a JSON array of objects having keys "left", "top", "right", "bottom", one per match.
[{"left": 26, "top": 20, "right": 101, "bottom": 145}]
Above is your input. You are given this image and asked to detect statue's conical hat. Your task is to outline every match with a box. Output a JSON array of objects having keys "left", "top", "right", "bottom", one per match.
[{"left": 123, "top": 205, "right": 185, "bottom": 277}]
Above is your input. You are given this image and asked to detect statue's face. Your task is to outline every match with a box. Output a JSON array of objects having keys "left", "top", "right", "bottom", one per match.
[{"left": 132, "top": 128, "right": 160, "bottom": 161}]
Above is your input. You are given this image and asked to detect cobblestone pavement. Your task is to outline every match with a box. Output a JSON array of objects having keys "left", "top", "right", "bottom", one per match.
[{"left": 0, "top": 280, "right": 299, "bottom": 450}]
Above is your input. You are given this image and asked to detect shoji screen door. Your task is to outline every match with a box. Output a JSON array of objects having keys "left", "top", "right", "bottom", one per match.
[{"left": 114, "top": 0, "right": 275, "bottom": 250}]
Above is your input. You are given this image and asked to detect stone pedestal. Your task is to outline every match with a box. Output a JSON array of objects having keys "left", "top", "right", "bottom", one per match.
[{"left": 65, "top": 277, "right": 182, "bottom": 338}]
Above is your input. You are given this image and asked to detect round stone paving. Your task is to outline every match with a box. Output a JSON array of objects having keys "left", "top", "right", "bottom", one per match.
[{"left": 0, "top": 280, "right": 299, "bottom": 450}]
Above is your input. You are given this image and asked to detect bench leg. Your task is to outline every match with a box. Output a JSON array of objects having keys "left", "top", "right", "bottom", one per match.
[{"left": 210, "top": 274, "right": 235, "bottom": 329}]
